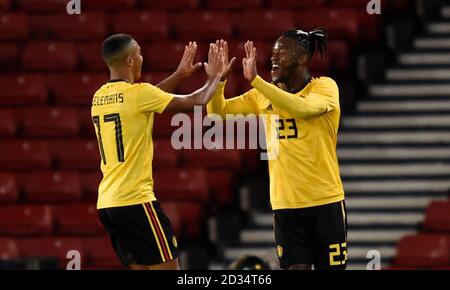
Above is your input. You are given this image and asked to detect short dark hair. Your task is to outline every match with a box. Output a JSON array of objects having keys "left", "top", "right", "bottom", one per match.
[
  {"left": 101, "top": 33, "right": 134, "bottom": 66},
  {"left": 282, "top": 28, "right": 328, "bottom": 59}
]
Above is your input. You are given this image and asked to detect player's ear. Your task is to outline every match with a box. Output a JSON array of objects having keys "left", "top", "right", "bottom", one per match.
[
  {"left": 298, "top": 53, "right": 308, "bottom": 65},
  {"left": 126, "top": 55, "right": 134, "bottom": 67}
]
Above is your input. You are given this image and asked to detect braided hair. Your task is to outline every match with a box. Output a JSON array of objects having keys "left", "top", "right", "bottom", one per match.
[{"left": 282, "top": 28, "right": 328, "bottom": 59}]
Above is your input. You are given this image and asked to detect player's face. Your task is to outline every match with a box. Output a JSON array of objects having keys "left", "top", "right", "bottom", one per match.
[
  {"left": 271, "top": 37, "right": 303, "bottom": 83},
  {"left": 129, "top": 40, "right": 143, "bottom": 81}
]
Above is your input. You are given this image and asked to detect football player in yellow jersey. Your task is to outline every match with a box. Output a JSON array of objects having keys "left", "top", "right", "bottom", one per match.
[
  {"left": 93, "top": 34, "right": 224, "bottom": 270},
  {"left": 207, "top": 29, "right": 347, "bottom": 270}
]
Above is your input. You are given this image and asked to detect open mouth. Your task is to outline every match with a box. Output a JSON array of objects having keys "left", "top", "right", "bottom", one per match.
[{"left": 271, "top": 64, "right": 280, "bottom": 72}]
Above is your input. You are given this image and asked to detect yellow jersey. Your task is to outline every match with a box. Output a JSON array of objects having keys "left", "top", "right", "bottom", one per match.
[
  {"left": 207, "top": 76, "right": 344, "bottom": 210},
  {"left": 91, "top": 80, "right": 174, "bottom": 209}
]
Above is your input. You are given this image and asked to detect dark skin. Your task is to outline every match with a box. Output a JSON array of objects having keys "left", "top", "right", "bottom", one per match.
[
  {"left": 221, "top": 37, "right": 314, "bottom": 270},
  {"left": 220, "top": 36, "right": 311, "bottom": 94}
]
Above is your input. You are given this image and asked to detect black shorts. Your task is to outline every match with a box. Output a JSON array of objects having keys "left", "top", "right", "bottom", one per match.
[
  {"left": 274, "top": 200, "right": 347, "bottom": 270},
  {"left": 98, "top": 201, "right": 179, "bottom": 266}
]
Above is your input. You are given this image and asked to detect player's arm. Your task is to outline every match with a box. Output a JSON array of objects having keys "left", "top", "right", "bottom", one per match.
[
  {"left": 163, "top": 43, "right": 224, "bottom": 112},
  {"left": 207, "top": 40, "right": 259, "bottom": 118},
  {"left": 242, "top": 41, "right": 337, "bottom": 119},
  {"left": 156, "top": 42, "right": 203, "bottom": 93}
]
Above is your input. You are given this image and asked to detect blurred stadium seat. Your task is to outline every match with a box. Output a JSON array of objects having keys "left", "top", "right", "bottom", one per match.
[
  {"left": 171, "top": 11, "right": 233, "bottom": 40},
  {"left": 54, "top": 203, "right": 103, "bottom": 235},
  {"left": 22, "top": 41, "right": 77, "bottom": 71},
  {"left": 422, "top": 201, "right": 450, "bottom": 233},
  {"left": 141, "top": 0, "right": 199, "bottom": 10},
  {"left": 0, "top": 74, "right": 47, "bottom": 106},
  {"left": 81, "top": 236, "right": 123, "bottom": 269},
  {"left": 0, "top": 140, "right": 51, "bottom": 170},
  {"left": 23, "top": 171, "right": 82, "bottom": 203},
  {"left": 50, "top": 140, "right": 100, "bottom": 170},
  {"left": 392, "top": 234, "right": 449, "bottom": 268},
  {"left": 0, "top": 13, "right": 28, "bottom": 40},
  {"left": 0, "top": 205, "right": 53, "bottom": 235},
  {"left": 0, "top": 238, "right": 18, "bottom": 261},
  {"left": 19, "top": 107, "right": 79, "bottom": 137},
  {"left": 29, "top": 13, "right": 106, "bottom": 41},
  {"left": 154, "top": 168, "right": 209, "bottom": 204},
  {"left": 0, "top": 173, "right": 18, "bottom": 203},
  {"left": 113, "top": 11, "right": 168, "bottom": 41},
  {"left": 0, "top": 109, "right": 16, "bottom": 137},
  {"left": 234, "top": 10, "right": 294, "bottom": 40}
]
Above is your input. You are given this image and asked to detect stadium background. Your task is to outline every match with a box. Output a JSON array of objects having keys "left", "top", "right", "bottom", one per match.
[{"left": 0, "top": 0, "right": 449, "bottom": 270}]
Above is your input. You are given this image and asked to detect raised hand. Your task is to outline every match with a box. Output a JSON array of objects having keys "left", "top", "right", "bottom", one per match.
[
  {"left": 174, "top": 41, "right": 203, "bottom": 78},
  {"left": 242, "top": 41, "right": 258, "bottom": 82},
  {"left": 216, "top": 39, "right": 236, "bottom": 81},
  {"left": 204, "top": 43, "right": 224, "bottom": 79}
]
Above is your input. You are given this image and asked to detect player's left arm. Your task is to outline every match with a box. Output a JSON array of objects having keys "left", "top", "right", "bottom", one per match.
[
  {"left": 156, "top": 42, "right": 203, "bottom": 93},
  {"left": 242, "top": 41, "right": 338, "bottom": 119}
]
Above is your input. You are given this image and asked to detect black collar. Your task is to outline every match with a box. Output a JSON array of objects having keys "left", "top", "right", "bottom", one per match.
[{"left": 107, "top": 79, "right": 128, "bottom": 83}]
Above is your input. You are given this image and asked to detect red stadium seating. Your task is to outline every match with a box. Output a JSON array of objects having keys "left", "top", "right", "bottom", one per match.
[
  {"left": 154, "top": 168, "right": 209, "bottom": 204},
  {"left": 328, "top": 40, "right": 351, "bottom": 71},
  {"left": 267, "top": 0, "right": 326, "bottom": 8},
  {"left": 0, "top": 173, "right": 18, "bottom": 203},
  {"left": 393, "top": 234, "right": 449, "bottom": 267},
  {"left": 79, "top": 171, "right": 102, "bottom": 201},
  {"left": 222, "top": 73, "right": 244, "bottom": 97},
  {"left": 205, "top": 0, "right": 262, "bottom": 10},
  {"left": 17, "top": 0, "right": 68, "bottom": 12},
  {"left": 141, "top": 0, "right": 199, "bottom": 10},
  {"left": 22, "top": 42, "right": 77, "bottom": 71},
  {"left": 295, "top": 9, "right": 360, "bottom": 44},
  {"left": 0, "top": 0, "right": 10, "bottom": 10},
  {"left": 0, "top": 109, "right": 16, "bottom": 137},
  {"left": 422, "top": 201, "right": 450, "bottom": 233},
  {"left": 161, "top": 201, "right": 205, "bottom": 240},
  {"left": 0, "top": 13, "right": 28, "bottom": 40},
  {"left": 0, "top": 205, "right": 53, "bottom": 235},
  {"left": 24, "top": 171, "right": 82, "bottom": 203},
  {"left": 153, "top": 139, "right": 179, "bottom": 169},
  {"left": 77, "top": 42, "right": 105, "bottom": 71},
  {"left": 0, "top": 239, "right": 18, "bottom": 260},
  {"left": 54, "top": 203, "right": 104, "bottom": 235},
  {"left": 153, "top": 112, "right": 179, "bottom": 138},
  {"left": 113, "top": 12, "right": 168, "bottom": 41},
  {"left": 140, "top": 72, "right": 171, "bottom": 85},
  {"left": 19, "top": 107, "right": 79, "bottom": 137},
  {"left": 207, "top": 170, "right": 235, "bottom": 206},
  {"left": 144, "top": 41, "right": 205, "bottom": 71},
  {"left": 46, "top": 73, "right": 107, "bottom": 106},
  {"left": 171, "top": 11, "right": 233, "bottom": 40},
  {"left": 176, "top": 72, "right": 207, "bottom": 94},
  {"left": 0, "top": 74, "right": 47, "bottom": 106},
  {"left": 0, "top": 140, "right": 51, "bottom": 170},
  {"left": 50, "top": 140, "right": 100, "bottom": 170},
  {"left": 78, "top": 108, "right": 96, "bottom": 137},
  {"left": 82, "top": 0, "right": 137, "bottom": 11},
  {"left": 16, "top": 237, "right": 85, "bottom": 268},
  {"left": 29, "top": 13, "right": 106, "bottom": 41},
  {"left": 0, "top": 43, "right": 21, "bottom": 68},
  {"left": 234, "top": 10, "right": 295, "bottom": 40},
  {"left": 82, "top": 237, "right": 123, "bottom": 269}
]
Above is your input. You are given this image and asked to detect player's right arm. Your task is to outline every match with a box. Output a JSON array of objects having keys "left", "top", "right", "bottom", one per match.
[
  {"left": 207, "top": 40, "right": 260, "bottom": 118},
  {"left": 163, "top": 43, "right": 224, "bottom": 112}
]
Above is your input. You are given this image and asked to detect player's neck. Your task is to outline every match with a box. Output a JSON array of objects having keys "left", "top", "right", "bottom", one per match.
[
  {"left": 283, "top": 69, "right": 311, "bottom": 93},
  {"left": 109, "top": 68, "right": 134, "bottom": 84}
]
